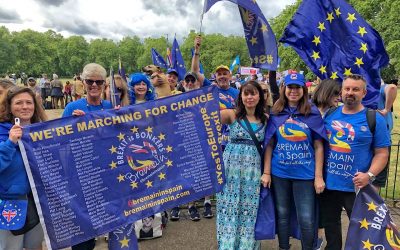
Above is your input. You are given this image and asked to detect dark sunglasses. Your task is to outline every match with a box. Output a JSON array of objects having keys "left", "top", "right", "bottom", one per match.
[
  {"left": 85, "top": 79, "right": 105, "bottom": 85},
  {"left": 262, "top": 89, "right": 269, "bottom": 94},
  {"left": 185, "top": 78, "right": 196, "bottom": 83}
]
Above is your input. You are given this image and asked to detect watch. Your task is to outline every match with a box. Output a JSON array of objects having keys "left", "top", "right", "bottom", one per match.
[{"left": 367, "top": 172, "right": 376, "bottom": 182}]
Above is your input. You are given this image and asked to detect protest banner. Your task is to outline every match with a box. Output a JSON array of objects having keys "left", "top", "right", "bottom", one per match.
[{"left": 19, "top": 85, "right": 224, "bottom": 249}]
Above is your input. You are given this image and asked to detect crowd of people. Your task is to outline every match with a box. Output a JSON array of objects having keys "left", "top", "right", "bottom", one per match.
[{"left": 0, "top": 34, "right": 398, "bottom": 250}]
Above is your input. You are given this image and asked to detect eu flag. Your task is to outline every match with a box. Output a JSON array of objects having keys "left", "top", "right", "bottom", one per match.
[
  {"left": 108, "top": 223, "right": 138, "bottom": 250},
  {"left": 203, "top": 0, "right": 278, "bottom": 70},
  {"left": 345, "top": 184, "right": 400, "bottom": 249},
  {"left": 171, "top": 38, "right": 186, "bottom": 81},
  {"left": 151, "top": 48, "right": 168, "bottom": 69},
  {"left": 280, "top": 0, "right": 389, "bottom": 109}
]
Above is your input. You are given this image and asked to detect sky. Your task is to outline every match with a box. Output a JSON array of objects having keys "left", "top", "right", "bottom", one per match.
[{"left": 0, "top": 0, "right": 296, "bottom": 41}]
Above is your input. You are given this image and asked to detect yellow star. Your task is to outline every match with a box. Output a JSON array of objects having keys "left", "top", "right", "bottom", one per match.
[
  {"left": 362, "top": 239, "right": 374, "bottom": 250},
  {"left": 317, "top": 22, "right": 326, "bottom": 32},
  {"left": 260, "top": 23, "right": 268, "bottom": 32},
  {"left": 250, "top": 36, "right": 257, "bottom": 45},
  {"left": 117, "top": 174, "right": 125, "bottom": 182},
  {"left": 109, "top": 145, "right": 117, "bottom": 154},
  {"left": 109, "top": 161, "right": 117, "bottom": 169},
  {"left": 158, "top": 172, "right": 166, "bottom": 180},
  {"left": 130, "top": 126, "right": 139, "bottom": 133},
  {"left": 312, "top": 36, "right": 321, "bottom": 46},
  {"left": 335, "top": 7, "right": 341, "bottom": 17},
  {"left": 359, "top": 218, "right": 370, "bottom": 230},
  {"left": 311, "top": 51, "right": 320, "bottom": 61},
  {"left": 346, "top": 13, "right": 357, "bottom": 23},
  {"left": 119, "top": 236, "right": 130, "bottom": 248},
  {"left": 130, "top": 181, "right": 138, "bottom": 189},
  {"left": 166, "top": 145, "right": 173, "bottom": 153},
  {"left": 355, "top": 57, "right": 364, "bottom": 68},
  {"left": 166, "top": 159, "right": 173, "bottom": 167},
  {"left": 330, "top": 72, "right": 339, "bottom": 79},
  {"left": 319, "top": 65, "right": 327, "bottom": 74},
  {"left": 326, "top": 12, "right": 334, "bottom": 23},
  {"left": 343, "top": 68, "right": 352, "bottom": 76},
  {"left": 145, "top": 180, "right": 153, "bottom": 188},
  {"left": 360, "top": 42, "right": 368, "bottom": 54},
  {"left": 158, "top": 133, "right": 166, "bottom": 141},
  {"left": 145, "top": 126, "right": 153, "bottom": 133},
  {"left": 117, "top": 132, "right": 125, "bottom": 141},
  {"left": 357, "top": 26, "right": 368, "bottom": 37},
  {"left": 366, "top": 201, "right": 377, "bottom": 212}
]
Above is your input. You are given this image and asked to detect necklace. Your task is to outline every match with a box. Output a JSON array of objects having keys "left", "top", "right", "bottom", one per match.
[{"left": 85, "top": 99, "right": 104, "bottom": 112}]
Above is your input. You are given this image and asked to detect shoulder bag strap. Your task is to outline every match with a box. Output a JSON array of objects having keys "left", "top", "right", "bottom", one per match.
[{"left": 243, "top": 117, "right": 263, "bottom": 156}]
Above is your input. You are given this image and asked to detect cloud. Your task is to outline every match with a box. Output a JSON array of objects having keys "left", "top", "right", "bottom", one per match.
[
  {"left": 34, "top": 0, "right": 69, "bottom": 7},
  {"left": 43, "top": 14, "right": 101, "bottom": 36},
  {"left": 0, "top": 8, "right": 22, "bottom": 23}
]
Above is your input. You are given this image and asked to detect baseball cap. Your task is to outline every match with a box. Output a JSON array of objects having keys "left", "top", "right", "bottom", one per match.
[
  {"left": 215, "top": 65, "right": 230, "bottom": 73},
  {"left": 167, "top": 68, "right": 178, "bottom": 76},
  {"left": 284, "top": 73, "right": 305, "bottom": 86},
  {"left": 184, "top": 72, "right": 198, "bottom": 80}
]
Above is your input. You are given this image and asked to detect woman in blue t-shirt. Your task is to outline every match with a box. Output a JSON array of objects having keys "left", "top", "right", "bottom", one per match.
[{"left": 261, "top": 73, "right": 327, "bottom": 250}]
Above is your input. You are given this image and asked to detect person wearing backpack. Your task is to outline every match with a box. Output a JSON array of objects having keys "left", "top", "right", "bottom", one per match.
[{"left": 320, "top": 74, "right": 390, "bottom": 250}]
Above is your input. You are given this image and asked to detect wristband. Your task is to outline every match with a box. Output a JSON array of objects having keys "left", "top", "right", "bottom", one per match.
[{"left": 194, "top": 52, "right": 200, "bottom": 56}]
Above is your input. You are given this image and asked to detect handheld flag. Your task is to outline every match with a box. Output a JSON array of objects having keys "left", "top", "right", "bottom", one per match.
[
  {"left": 109, "top": 67, "right": 121, "bottom": 107},
  {"left": 203, "top": 0, "right": 278, "bottom": 70},
  {"left": 108, "top": 223, "right": 138, "bottom": 250},
  {"left": 151, "top": 48, "right": 168, "bottom": 69},
  {"left": 171, "top": 38, "right": 187, "bottom": 80},
  {"left": 166, "top": 47, "right": 173, "bottom": 68},
  {"left": 279, "top": 0, "right": 389, "bottom": 108},
  {"left": 118, "top": 56, "right": 127, "bottom": 83},
  {"left": 230, "top": 55, "right": 240, "bottom": 72},
  {"left": 345, "top": 184, "right": 400, "bottom": 249}
]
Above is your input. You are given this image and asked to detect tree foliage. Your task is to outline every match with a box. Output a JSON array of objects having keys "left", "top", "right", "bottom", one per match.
[{"left": 0, "top": 0, "right": 398, "bottom": 79}]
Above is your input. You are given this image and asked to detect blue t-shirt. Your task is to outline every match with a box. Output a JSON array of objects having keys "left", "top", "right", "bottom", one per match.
[
  {"left": 219, "top": 87, "right": 239, "bottom": 146},
  {"left": 324, "top": 106, "right": 390, "bottom": 192},
  {"left": 62, "top": 98, "right": 113, "bottom": 117},
  {"left": 272, "top": 116, "right": 319, "bottom": 180}
]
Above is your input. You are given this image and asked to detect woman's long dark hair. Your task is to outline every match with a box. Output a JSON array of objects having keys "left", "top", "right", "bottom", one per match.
[
  {"left": 272, "top": 85, "right": 311, "bottom": 115},
  {"left": 235, "top": 80, "right": 267, "bottom": 124},
  {"left": 0, "top": 86, "right": 47, "bottom": 123},
  {"left": 311, "top": 79, "right": 341, "bottom": 110}
]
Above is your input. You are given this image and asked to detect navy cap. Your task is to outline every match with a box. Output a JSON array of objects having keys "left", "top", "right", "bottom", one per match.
[
  {"left": 284, "top": 73, "right": 305, "bottom": 86},
  {"left": 167, "top": 68, "right": 178, "bottom": 76},
  {"left": 184, "top": 72, "right": 198, "bottom": 80}
]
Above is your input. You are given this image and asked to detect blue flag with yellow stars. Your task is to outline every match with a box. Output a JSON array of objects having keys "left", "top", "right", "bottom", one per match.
[
  {"left": 203, "top": 0, "right": 278, "bottom": 70},
  {"left": 108, "top": 223, "right": 138, "bottom": 250},
  {"left": 18, "top": 85, "right": 224, "bottom": 249},
  {"left": 171, "top": 38, "right": 186, "bottom": 81},
  {"left": 279, "top": 0, "right": 389, "bottom": 109},
  {"left": 345, "top": 184, "right": 400, "bottom": 250},
  {"left": 151, "top": 48, "right": 168, "bottom": 69},
  {"left": 0, "top": 198, "right": 27, "bottom": 230}
]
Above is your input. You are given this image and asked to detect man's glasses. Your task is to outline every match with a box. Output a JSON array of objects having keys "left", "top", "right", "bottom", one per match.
[
  {"left": 85, "top": 79, "right": 105, "bottom": 85},
  {"left": 185, "top": 78, "right": 196, "bottom": 83}
]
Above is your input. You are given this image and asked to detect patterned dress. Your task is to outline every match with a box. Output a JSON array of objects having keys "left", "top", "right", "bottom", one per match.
[{"left": 217, "top": 120, "right": 265, "bottom": 250}]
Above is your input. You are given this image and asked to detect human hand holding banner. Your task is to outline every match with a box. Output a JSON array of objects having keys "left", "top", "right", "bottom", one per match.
[{"left": 19, "top": 85, "right": 224, "bottom": 249}]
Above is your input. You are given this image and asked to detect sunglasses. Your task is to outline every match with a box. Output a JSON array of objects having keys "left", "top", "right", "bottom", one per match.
[
  {"left": 185, "top": 78, "right": 196, "bottom": 83},
  {"left": 85, "top": 79, "right": 105, "bottom": 85},
  {"left": 150, "top": 75, "right": 160, "bottom": 79},
  {"left": 262, "top": 89, "right": 269, "bottom": 94}
]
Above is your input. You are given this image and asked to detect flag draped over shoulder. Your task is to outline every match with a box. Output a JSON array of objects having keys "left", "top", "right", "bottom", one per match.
[
  {"left": 171, "top": 38, "right": 186, "bottom": 80},
  {"left": 203, "top": 0, "right": 278, "bottom": 70},
  {"left": 279, "top": 0, "right": 389, "bottom": 108},
  {"left": 151, "top": 48, "right": 168, "bottom": 69},
  {"left": 345, "top": 184, "right": 400, "bottom": 250}
]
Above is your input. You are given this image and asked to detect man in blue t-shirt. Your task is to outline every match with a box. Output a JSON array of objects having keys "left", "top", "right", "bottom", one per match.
[{"left": 321, "top": 74, "right": 390, "bottom": 250}]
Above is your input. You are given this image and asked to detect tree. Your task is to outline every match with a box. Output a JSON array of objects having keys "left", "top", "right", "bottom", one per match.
[
  {"left": 118, "top": 36, "right": 144, "bottom": 73},
  {"left": 87, "top": 38, "right": 119, "bottom": 71},
  {"left": 136, "top": 37, "right": 169, "bottom": 70},
  {"left": 58, "top": 36, "right": 89, "bottom": 76},
  {"left": 0, "top": 27, "right": 16, "bottom": 75}
]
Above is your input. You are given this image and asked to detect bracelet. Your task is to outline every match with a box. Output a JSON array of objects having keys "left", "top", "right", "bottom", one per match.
[
  {"left": 263, "top": 173, "right": 270, "bottom": 175},
  {"left": 194, "top": 52, "right": 200, "bottom": 56}
]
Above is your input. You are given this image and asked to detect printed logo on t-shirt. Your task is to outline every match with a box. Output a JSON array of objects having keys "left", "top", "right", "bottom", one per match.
[
  {"left": 327, "top": 120, "right": 355, "bottom": 153},
  {"left": 278, "top": 118, "right": 308, "bottom": 142},
  {"left": 219, "top": 93, "right": 236, "bottom": 109}
]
